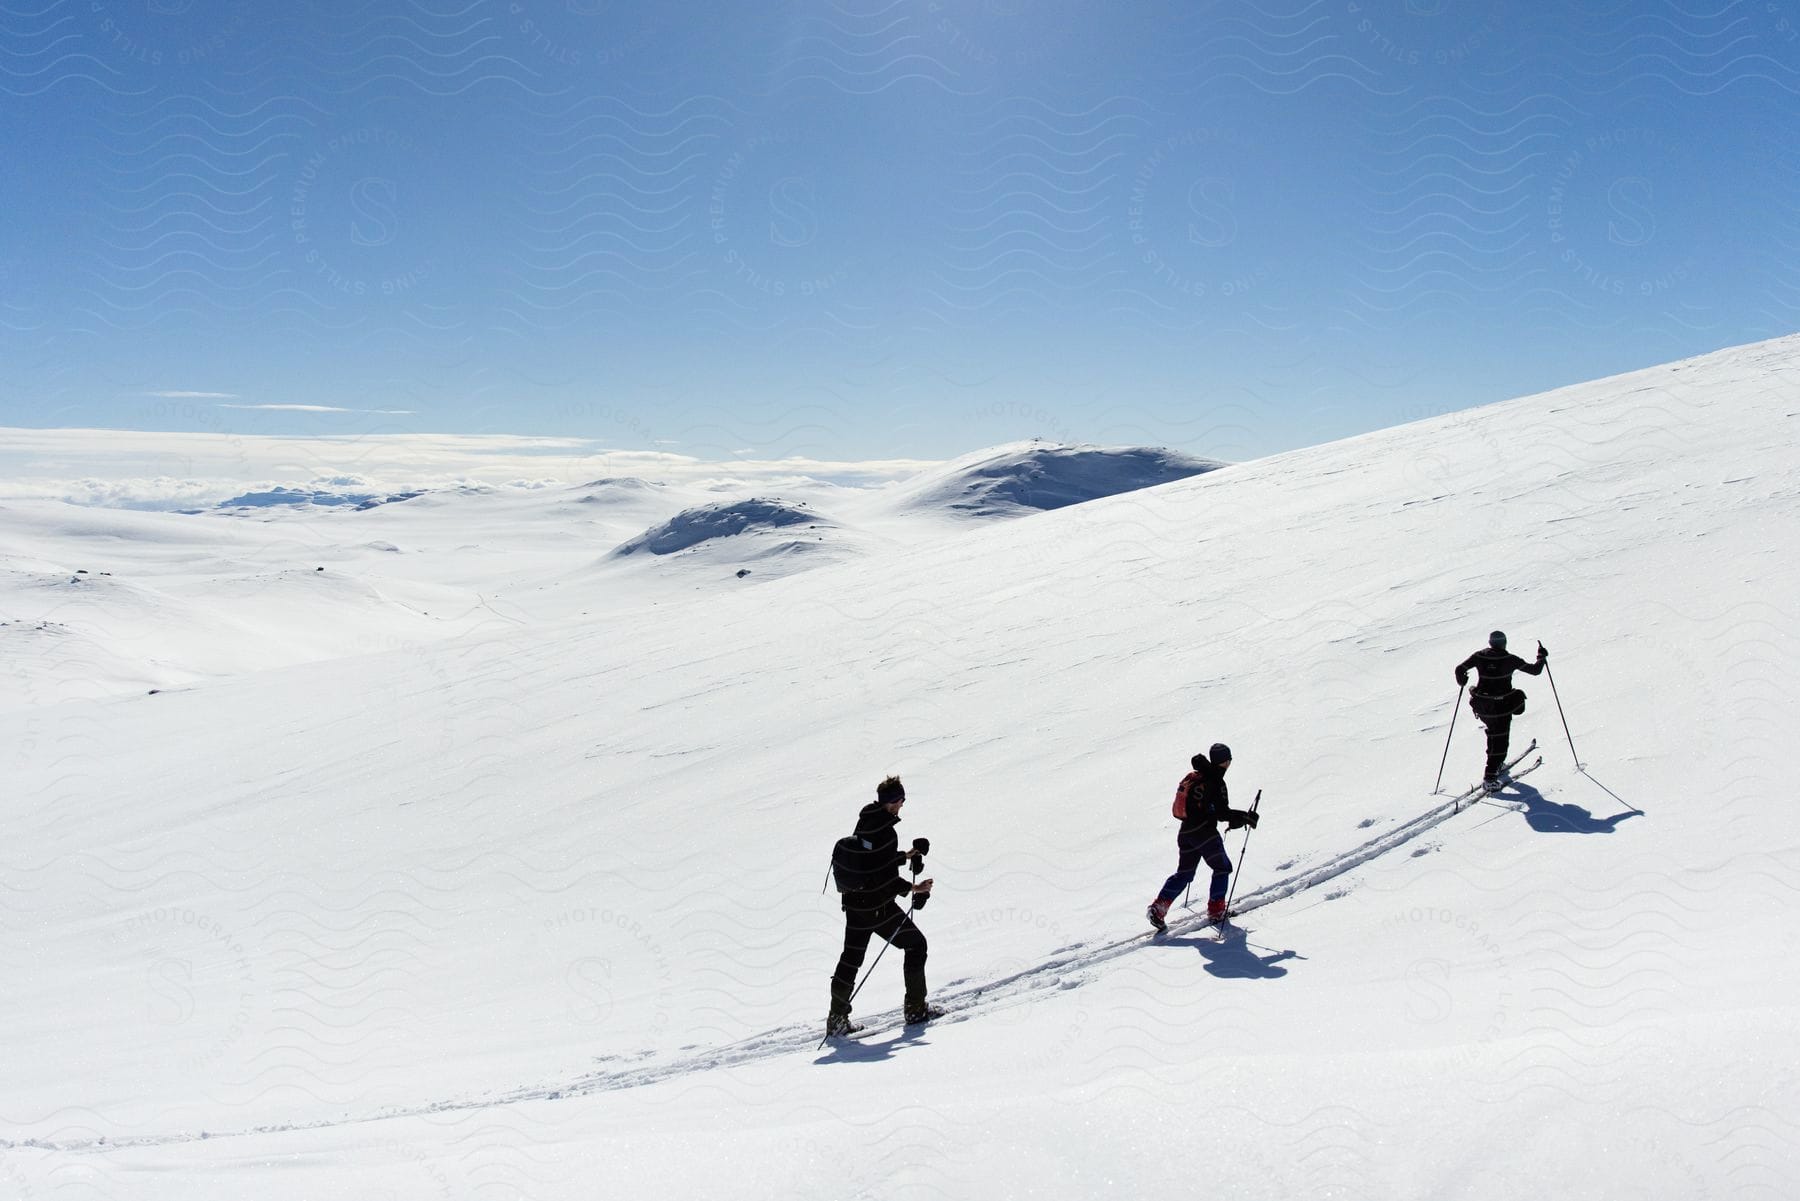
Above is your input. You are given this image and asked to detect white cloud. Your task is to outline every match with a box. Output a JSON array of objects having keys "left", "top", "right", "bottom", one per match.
[
  {"left": 0, "top": 427, "right": 939, "bottom": 510},
  {"left": 145, "top": 390, "right": 239, "bottom": 399}
]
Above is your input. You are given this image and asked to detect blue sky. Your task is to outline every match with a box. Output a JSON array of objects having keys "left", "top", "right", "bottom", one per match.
[{"left": 2, "top": 0, "right": 1796, "bottom": 474}]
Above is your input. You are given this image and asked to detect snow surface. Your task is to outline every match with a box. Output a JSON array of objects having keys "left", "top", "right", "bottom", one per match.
[{"left": 3, "top": 354, "right": 1798, "bottom": 1198}]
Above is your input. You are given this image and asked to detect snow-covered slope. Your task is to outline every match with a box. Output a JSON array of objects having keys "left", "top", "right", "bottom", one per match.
[
  {"left": 0, "top": 502, "right": 508, "bottom": 706},
  {"left": 2, "top": 339, "right": 1797, "bottom": 1199}
]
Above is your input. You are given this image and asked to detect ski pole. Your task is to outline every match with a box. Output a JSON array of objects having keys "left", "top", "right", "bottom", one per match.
[
  {"left": 1433, "top": 683, "right": 1464, "bottom": 794},
  {"left": 818, "top": 865, "right": 922, "bottom": 1050},
  {"left": 1542, "top": 642, "right": 1580, "bottom": 769},
  {"left": 1183, "top": 805, "right": 1196, "bottom": 908},
  {"left": 1223, "top": 790, "right": 1260, "bottom": 915}
]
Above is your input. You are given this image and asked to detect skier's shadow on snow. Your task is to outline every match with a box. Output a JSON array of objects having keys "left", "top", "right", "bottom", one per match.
[
  {"left": 1166, "top": 925, "right": 1301, "bottom": 979},
  {"left": 1508, "top": 780, "right": 1641, "bottom": 834}
]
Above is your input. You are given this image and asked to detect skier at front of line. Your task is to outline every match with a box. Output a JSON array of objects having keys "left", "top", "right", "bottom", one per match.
[
  {"left": 1455, "top": 630, "right": 1548, "bottom": 787},
  {"left": 1146, "top": 743, "right": 1260, "bottom": 931}
]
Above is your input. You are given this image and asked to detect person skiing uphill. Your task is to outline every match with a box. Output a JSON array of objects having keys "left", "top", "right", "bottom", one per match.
[
  {"left": 1146, "top": 744, "right": 1260, "bottom": 931},
  {"left": 826, "top": 776, "right": 941, "bottom": 1037},
  {"left": 1456, "top": 630, "right": 1548, "bottom": 787}
]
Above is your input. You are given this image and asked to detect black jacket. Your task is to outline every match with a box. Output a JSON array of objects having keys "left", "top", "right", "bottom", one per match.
[
  {"left": 1177, "top": 756, "right": 1243, "bottom": 837},
  {"left": 1455, "top": 646, "right": 1544, "bottom": 696},
  {"left": 841, "top": 802, "right": 914, "bottom": 912}
]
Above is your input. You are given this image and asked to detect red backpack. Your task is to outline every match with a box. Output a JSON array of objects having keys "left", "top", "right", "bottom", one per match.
[{"left": 1172, "top": 770, "right": 1202, "bottom": 820}]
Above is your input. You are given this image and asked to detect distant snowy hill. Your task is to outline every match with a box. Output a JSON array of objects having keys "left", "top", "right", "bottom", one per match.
[
  {"left": 610, "top": 497, "right": 827, "bottom": 557},
  {"left": 880, "top": 441, "right": 1225, "bottom": 519},
  {"left": 209, "top": 484, "right": 427, "bottom": 511},
  {"left": 570, "top": 477, "right": 670, "bottom": 504},
  {"left": 3, "top": 354, "right": 1797, "bottom": 1200}
]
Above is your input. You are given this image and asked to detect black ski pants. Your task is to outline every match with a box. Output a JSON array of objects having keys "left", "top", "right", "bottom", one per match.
[
  {"left": 831, "top": 901, "right": 927, "bottom": 1011},
  {"left": 1479, "top": 714, "right": 1512, "bottom": 778},
  {"left": 1156, "top": 827, "right": 1232, "bottom": 906},
  {"left": 1472, "top": 688, "right": 1526, "bottom": 778}
]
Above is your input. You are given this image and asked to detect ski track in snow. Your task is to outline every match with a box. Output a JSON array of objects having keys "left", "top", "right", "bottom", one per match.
[{"left": 6, "top": 752, "right": 1545, "bottom": 1156}]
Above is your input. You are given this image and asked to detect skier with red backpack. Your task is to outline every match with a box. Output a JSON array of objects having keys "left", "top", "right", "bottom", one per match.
[{"left": 1146, "top": 743, "right": 1260, "bottom": 931}]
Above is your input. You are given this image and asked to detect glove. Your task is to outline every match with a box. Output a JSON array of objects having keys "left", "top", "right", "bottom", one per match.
[
  {"left": 1226, "top": 811, "right": 1247, "bottom": 830},
  {"left": 909, "top": 852, "right": 925, "bottom": 875},
  {"left": 1537, "top": 643, "right": 1549, "bottom": 662},
  {"left": 1455, "top": 669, "right": 1468, "bottom": 686},
  {"left": 1244, "top": 810, "right": 1259, "bottom": 830},
  {"left": 911, "top": 837, "right": 930, "bottom": 856}
]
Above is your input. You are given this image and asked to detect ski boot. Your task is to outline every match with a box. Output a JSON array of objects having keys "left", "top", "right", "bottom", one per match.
[
  {"left": 1146, "top": 898, "right": 1170, "bottom": 932},
  {"left": 1206, "top": 898, "right": 1229, "bottom": 924},
  {"left": 825, "top": 1003, "right": 862, "bottom": 1039},
  {"left": 904, "top": 997, "right": 945, "bottom": 1025}
]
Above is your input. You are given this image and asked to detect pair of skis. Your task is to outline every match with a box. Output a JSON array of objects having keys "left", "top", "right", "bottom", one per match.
[
  {"left": 825, "top": 1007, "right": 946, "bottom": 1042},
  {"left": 1443, "top": 740, "right": 1542, "bottom": 811},
  {"left": 1155, "top": 912, "right": 1245, "bottom": 943}
]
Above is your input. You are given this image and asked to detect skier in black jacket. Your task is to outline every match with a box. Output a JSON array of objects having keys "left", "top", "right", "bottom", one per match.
[
  {"left": 1456, "top": 630, "right": 1548, "bottom": 785},
  {"left": 827, "top": 776, "right": 940, "bottom": 1036},
  {"left": 1146, "top": 743, "right": 1259, "bottom": 930}
]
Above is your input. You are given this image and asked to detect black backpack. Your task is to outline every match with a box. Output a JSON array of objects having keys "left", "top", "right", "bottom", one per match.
[{"left": 830, "top": 833, "right": 891, "bottom": 893}]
